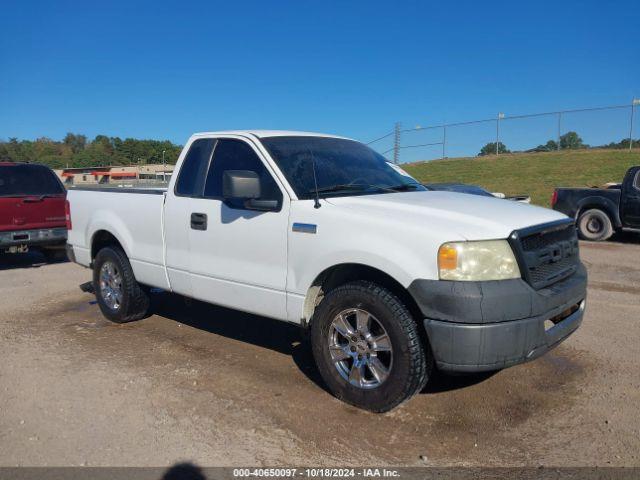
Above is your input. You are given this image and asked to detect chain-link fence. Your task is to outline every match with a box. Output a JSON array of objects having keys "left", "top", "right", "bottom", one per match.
[{"left": 367, "top": 100, "right": 640, "bottom": 164}]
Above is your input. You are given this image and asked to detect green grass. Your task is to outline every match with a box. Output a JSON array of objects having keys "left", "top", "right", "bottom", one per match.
[{"left": 403, "top": 149, "right": 640, "bottom": 206}]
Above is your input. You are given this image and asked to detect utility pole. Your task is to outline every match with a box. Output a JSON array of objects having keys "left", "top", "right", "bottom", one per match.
[
  {"left": 496, "top": 113, "right": 504, "bottom": 155},
  {"left": 630, "top": 99, "right": 640, "bottom": 151},
  {"left": 557, "top": 112, "right": 562, "bottom": 151},
  {"left": 442, "top": 125, "right": 447, "bottom": 160},
  {"left": 162, "top": 150, "right": 166, "bottom": 181},
  {"left": 393, "top": 122, "right": 401, "bottom": 164}
]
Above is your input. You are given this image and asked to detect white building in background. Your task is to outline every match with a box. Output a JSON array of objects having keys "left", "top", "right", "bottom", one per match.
[{"left": 55, "top": 164, "right": 175, "bottom": 187}]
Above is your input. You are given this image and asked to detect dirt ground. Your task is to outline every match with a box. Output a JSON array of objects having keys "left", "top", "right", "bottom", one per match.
[{"left": 1, "top": 237, "right": 639, "bottom": 467}]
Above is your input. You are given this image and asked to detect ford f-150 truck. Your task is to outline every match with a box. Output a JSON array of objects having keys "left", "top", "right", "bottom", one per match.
[
  {"left": 552, "top": 166, "right": 640, "bottom": 241},
  {"left": 66, "top": 131, "right": 587, "bottom": 412}
]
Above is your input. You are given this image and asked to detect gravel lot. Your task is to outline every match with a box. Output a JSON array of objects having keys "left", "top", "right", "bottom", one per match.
[{"left": 1, "top": 238, "right": 639, "bottom": 467}]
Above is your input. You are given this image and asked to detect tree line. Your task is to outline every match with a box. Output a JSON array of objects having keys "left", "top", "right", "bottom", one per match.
[
  {"left": 2, "top": 131, "right": 638, "bottom": 167},
  {"left": 479, "top": 131, "right": 640, "bottom": 156},
  {"left": 0, "top": 133, "right": 183, "bottom": 169}
]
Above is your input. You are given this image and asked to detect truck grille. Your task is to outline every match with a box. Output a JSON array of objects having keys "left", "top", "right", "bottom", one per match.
[{"left": 511, "top": 220, "right": 580, "bottom": 290}]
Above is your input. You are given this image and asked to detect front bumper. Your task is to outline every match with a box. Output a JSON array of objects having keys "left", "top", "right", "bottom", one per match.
[
  {"left": 0, "top": 227, "right": 67, "bottom": 250},
  {"left": 409, "top": 263, "right": 587, "bottom": 372}
]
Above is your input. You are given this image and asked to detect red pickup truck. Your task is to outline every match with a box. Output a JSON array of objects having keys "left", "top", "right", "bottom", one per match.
[{"left": 0, "top": 162, "right": 68, "bottom": 260}]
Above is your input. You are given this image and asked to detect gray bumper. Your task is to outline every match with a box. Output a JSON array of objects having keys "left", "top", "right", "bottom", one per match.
[
  {"left": 0, "top": 228, "right": 67, "bottom": 249},
  {"left": 410, "top": 264, "right": 587, "bottom": 372}
]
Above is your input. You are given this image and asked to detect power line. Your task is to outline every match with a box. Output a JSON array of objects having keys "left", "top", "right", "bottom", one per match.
[
  {"left": 400, "top": 141, "right": 444, "bottom": 150},
  {"left": 366, "top": 131, "right": 395, "bottom": 145},
  {"left": 365, "top": 102, "right": 635, "bottom": 143}
]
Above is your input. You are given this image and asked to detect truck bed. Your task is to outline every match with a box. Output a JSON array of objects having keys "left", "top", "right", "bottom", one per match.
[
  {"left": 553, "top": 186, "right": 621, "bottom": 220},
  {"left": 66, "top": 188, "right": 169, "bottom": 289}
]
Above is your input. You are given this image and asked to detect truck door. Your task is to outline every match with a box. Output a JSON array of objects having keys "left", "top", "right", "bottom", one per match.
[
  {"left": 621, "top": 167, "right": 640, "bottom": 228},
  {"left": 164, "top": 138, "right": 218, "bottom": 297},
  {"left": 187, "top": 137, "right": 289, "bottom": 320}
]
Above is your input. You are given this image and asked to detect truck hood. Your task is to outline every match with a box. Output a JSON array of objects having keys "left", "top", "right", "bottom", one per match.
[{"left": 325, "top": 191, "right": 568, "bottom": 241}]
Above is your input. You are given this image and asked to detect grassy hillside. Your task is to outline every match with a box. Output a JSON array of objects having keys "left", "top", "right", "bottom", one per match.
[{"left": 403, "top": 149, "right": 640, "bottom": 206}]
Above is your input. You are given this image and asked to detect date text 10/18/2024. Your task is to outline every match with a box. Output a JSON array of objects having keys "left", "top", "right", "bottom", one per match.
[{"left": 232, "top": 468, "right": 401, "bottom": 478}]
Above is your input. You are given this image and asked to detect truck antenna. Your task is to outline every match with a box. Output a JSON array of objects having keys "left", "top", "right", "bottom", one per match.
[{"left": 309, "top": 148, "right": 321, "bottom": 209}]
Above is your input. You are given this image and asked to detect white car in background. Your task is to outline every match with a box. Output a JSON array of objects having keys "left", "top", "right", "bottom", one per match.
[{"left": 424, "top": 183, "right": 531, "bottom": 203}]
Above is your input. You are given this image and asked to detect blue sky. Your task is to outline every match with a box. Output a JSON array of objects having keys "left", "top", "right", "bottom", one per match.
[{"left": 1, "top": 0, "right": 638, "bottom": 162}]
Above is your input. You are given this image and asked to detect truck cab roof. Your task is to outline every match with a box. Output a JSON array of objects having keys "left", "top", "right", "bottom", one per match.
[{"left": 191, "top": 130, "right": 351, "bottom": 140}]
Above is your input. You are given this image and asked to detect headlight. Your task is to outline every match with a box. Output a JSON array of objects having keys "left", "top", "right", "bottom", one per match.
[{"left": 438, "top": 240, "right": 520, "bottom": 281}]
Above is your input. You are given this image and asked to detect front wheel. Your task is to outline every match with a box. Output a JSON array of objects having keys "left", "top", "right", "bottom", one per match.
[
  {"left": 577, "top": 208, "right": 613, "bottom": 241},
  {"left": 93, "top": 246, "right": 150, "bottom": 323},
  {"left": 311, "top": 281, "right": 432, "bottom": 412}
]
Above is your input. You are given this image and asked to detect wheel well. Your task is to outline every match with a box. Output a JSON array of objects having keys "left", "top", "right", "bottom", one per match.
[
  {"left": 302, "top": 263, "right": 423, "bottom": 327},
  {"left": 91, "top": 230, "right": 124, "bottom": 260},
  {"left": 578, "top": 205, "right": 605, "bottom": 216},
  {"left": 576, "top": 205, "right": 614, "bottom": 225}
]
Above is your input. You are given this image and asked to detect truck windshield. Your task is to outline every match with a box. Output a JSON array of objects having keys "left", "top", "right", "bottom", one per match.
[
  {"left": 260, "top": 136, "right": 425, "bottom": 199},
  {"left": 0, "top": 164, "right": 64, "bottom": 197}
]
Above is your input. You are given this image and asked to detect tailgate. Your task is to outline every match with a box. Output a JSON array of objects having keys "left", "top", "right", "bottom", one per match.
[
  {"left": 0, "top": 195, "right": 67, "bottom": 232},
  {"left": 0, "top": 163, "right": 67, "bottom": 232}
]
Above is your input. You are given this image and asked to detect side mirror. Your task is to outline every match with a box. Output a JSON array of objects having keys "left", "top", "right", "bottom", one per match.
[
  {"left": 222, "top": 170, "right": 279, "bottom": 211},
  {"left": 223, "top": 170, "right": 261, "bottom": 199}
]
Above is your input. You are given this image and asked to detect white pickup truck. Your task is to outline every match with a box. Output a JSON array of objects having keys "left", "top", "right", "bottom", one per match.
[{"left": 66, "top": 130, "right": 587, "bottom": 412}]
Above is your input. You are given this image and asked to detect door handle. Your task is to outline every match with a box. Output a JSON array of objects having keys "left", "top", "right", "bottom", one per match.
[{"left": 190, "top": 212, "right": 207, "bottom": 231}]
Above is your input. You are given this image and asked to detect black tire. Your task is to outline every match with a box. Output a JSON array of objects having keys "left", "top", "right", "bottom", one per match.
[
  {"left": 92, "top": 246, "right": 150, "bottom": 323},
  {"left": 577, "top": 208, "right": 613, "bottom": 241},
  {"left": 310, "top": 281, "right": 432, "bottom": 412}
]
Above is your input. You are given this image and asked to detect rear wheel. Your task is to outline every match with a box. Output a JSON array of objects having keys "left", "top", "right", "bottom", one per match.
[
  {"left": 311, "top": 281, "right": 431, "bottom": 412},
  {"left": 93, "top": 246, "right": 150, "bottom": 323},
  {"left": 577, "top": 208, "right": 613, "bottom": 241}
]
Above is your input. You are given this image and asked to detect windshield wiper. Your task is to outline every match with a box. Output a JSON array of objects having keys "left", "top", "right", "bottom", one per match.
[
  {"left": 312, "top": 184, "right": 373, "bottom": 194},
  {"left": 308, "top": 183, "right": 421, "bottom": 197},
  {"left": 0, "top": 193, "right": 62, "bottom": 198},
  {"left": 386, "top": 184, "right": 421, "bottom": 191},
  {"left": 20, "top": 194, "right": 62, "bottom": 202}
]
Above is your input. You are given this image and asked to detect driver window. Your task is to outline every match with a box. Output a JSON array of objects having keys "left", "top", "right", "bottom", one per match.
[{"left": 203, "top": 139, "right": 282, "bottom": 202}]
